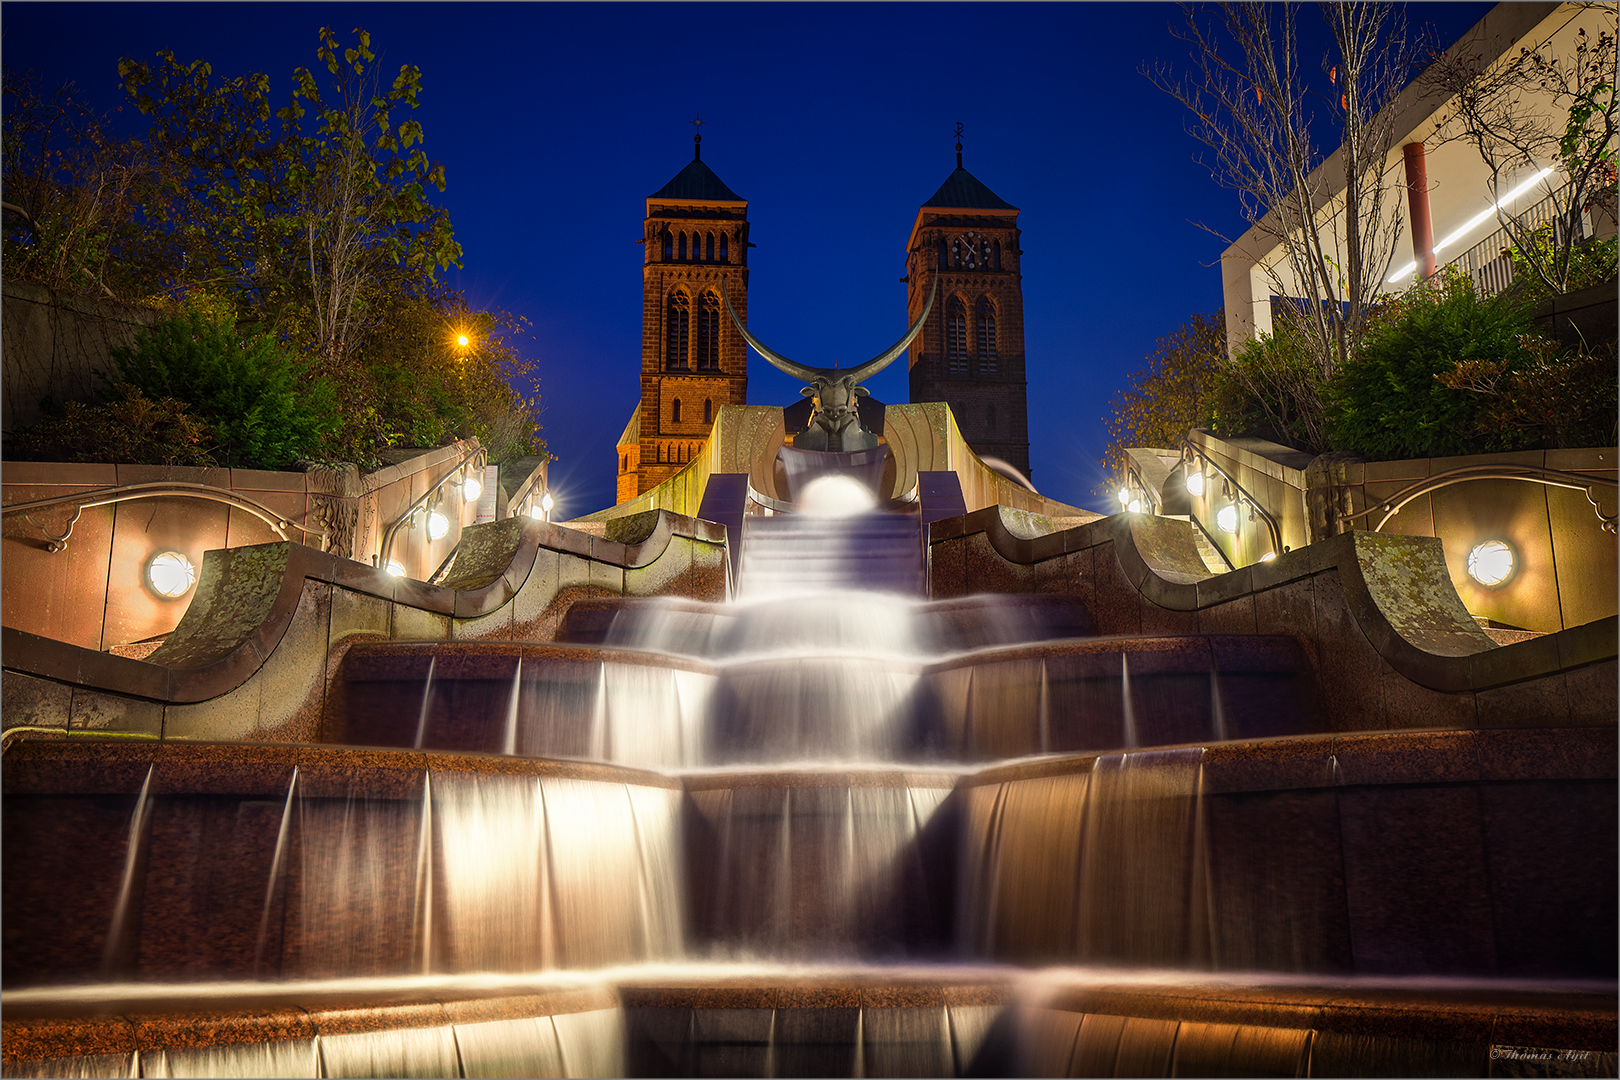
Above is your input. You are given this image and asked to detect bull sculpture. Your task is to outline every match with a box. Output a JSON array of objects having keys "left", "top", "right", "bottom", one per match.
[{"left": 722, "top": 277, "right": 937, "bottom": 453}]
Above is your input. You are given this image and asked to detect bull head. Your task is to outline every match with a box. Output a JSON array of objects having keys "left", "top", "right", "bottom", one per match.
[{"left": 722, "top": 277, "right": 937, "bottom": 453}]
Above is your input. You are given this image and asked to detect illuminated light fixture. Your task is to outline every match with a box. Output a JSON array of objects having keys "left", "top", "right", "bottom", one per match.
[
  {"left": 1127, "top": 499, "right": 1143, "bottom": 514},
  {"left": 427, "top": 511, "right": 450, "bottom": 541},
  {"left": 1185, "top": 470, "right": 1205, "bottom": 497},
  {"left": 1216, "top": 503, "right": 1240, "bottom": 533},
  {"left": 384, "top": 560, "right": 407, "bottom": 578},
  {"left": 147, "top": 551, "right": 196, "bottom": 598},
  {"left": 462, "top": 475, "right": 482, "bottom": 502},
  {"left": 1117, "top": 488, "right": 1131, "bottom": 506},
  {"left": 457, "top": 334, "right": 470, "bottom": 349},
  {"left": 1467, "top": 540, "right": 1515, "bottom": 587},
  {"left": 1259, "top": 551, "right": 1278, "bottom": 562},
  {"left": 529, "top": 502, "right": 545, "bottom": 520},
  {"left": 541, "top": 492, "right": 554, "bottom": 517},
  {"left": 1388, "top": 167, "right": 1557, "bottom": 283}
]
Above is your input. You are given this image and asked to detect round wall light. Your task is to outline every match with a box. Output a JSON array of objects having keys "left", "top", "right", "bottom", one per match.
[
  {"left": 1216, "top": 503, "right": 1239, "bottom": 533},
  {"left": 384, "top": 560, "right": 407, "bottom": 578},
  {"left": 1467, "top": 540, "right": 1515, "bottom": 587},
  {"left": 1185, "top": 470, "right": 1205, "bottom": 497},
  {"left": 1117, "top": 488, "right": 1131, "bottom": 507},
  {"left": 427, "top": 511, "right": 450, "bottom": 540},
  {"left": 541, "top": 492, "right": 554, "bottom": 519},
  {"left": 462, "top": 475, "right": 482, "bottom": 502},
  {"left": 1127, "top": 499, "right": 1143, "bottom": 514},
  {"left": 147, "top": 551, "right": 196, "bottom": 598}
]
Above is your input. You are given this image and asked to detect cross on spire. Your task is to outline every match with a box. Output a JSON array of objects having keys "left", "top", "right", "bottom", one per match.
[
  {"left": 953, "top": 121, "right": 965, "bottom": 168},
  {"left": 691, "top": 113, "right": 706, "bottom": 160}
]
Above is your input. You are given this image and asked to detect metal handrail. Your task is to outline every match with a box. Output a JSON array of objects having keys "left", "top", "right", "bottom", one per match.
[
  {"left": 2, "top": 482, "right": 329, "bottom": 552},
  {"left": 1336, "top": 464, "right": 1618, "bottom": 535},
  {"left": 1179, "top": 437, "right": 1287, "bottom": 559},
  {"left": 376, "top": 445, "right": 486, "bottom": 571}
]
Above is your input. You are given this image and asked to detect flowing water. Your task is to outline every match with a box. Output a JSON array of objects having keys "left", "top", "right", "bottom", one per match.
[{"left": 6, "top": 497, "right": 1610, "bottom": 1077}]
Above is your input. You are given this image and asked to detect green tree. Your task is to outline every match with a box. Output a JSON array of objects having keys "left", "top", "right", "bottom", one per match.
[
  {"left": 1, "top": 69, "right": 175, "bottom": 300},
  {"left": 118, "top": 26, "right": 462, "bottom": 365},
  {"left": 109, "top": 312, "right": 341, "bottom": 468},
  {"left": 1102, "top": 311, "right": 1226, "bottom": 474}
]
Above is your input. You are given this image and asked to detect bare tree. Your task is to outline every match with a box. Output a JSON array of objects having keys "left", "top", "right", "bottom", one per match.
[
  {"left": 1423, "top": 3, "right": 1618, "bottom": 296},
  {"left": 1149, "top": 3, "right": 1424, "bottom": 382}
]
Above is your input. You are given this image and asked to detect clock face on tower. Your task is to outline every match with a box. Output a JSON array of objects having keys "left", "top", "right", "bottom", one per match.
[{"left": 952, "top": 233, "right": 980, "bottom": 269}]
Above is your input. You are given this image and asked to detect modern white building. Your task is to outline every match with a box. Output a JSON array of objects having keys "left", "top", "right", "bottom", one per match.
[{"left": 1221, "top": 1, "right": 1618, "bottom": 359}]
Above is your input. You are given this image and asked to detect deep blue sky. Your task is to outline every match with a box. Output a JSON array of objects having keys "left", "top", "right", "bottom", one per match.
[{"left": 3, "top": 2, "right": 1492, "bottom": 516}]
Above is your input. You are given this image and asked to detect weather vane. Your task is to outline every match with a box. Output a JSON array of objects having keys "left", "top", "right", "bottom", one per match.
[
  {"left": 691, "top": 113, "right": 706, "bottom": 159},
  {"left": 953, "top": 121, "right": 964, "bottom": 167}
]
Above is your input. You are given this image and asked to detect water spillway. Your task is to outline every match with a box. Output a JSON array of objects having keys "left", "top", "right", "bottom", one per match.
[{"left": 3, "top": 499, "right": 1614, "bottom": 1077}]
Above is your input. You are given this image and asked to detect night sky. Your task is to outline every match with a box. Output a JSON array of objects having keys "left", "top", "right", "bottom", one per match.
[{"left": 3, "top": 2, "right": 1492, "bottom": 517}]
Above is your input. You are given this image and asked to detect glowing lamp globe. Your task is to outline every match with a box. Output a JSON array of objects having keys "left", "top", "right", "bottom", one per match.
[
  {"left": 1467, "top": 540, "right": 1514, "bottom": 586},
  {"left": 1216, "top": 504, "right": 1239, "bottom": 533},
  {"left": 462, "top": 476, "right": 482, "bottom": 502},
  {"left": 1185, "top": 471, "right": 1205, "bottom": 497},
  {"left": 147, "top": 551, "right": 196, "bottom": 598}
]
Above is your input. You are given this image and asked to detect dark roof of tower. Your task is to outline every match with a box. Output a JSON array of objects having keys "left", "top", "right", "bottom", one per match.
[
  {"left": 649, "top": 157, "right": 744, "bottom": 202},
  {"left": 922, "top": 166, "right": 1017, "bottom": 211}
]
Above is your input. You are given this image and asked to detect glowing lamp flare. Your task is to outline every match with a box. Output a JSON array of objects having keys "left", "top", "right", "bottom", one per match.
[
  {"left": 384, "top": 560, "right": 407, "bottom": 578},
  {"left": 1127, "top": 499, "right": 1142, "bottom": 514},
  {"left": 1117, "top": 488, "right": 1130, "bottom": 506},
  {"left": 457, "top": 334, "right": 470, "bottom": 349},
  {"left": 1216, "top": 503, "right": 1239, "bottom": 534},
  {"left": 541, "top": 493, "right": 554, "bottom": 514},
  {"left": 427, "top": 511, "right": 450, "bottom": 541},
  {"left": 462, "top": 477, "right": 482, "bottom": 502},
  {"left": 529, "top": 503, "right": 545, "bottom": 520},
  {"left": 1467, "top": 540, "right": 1514, "bottom": 586},
  {"left": 147, "top": 551, "right": 196, "bottom": 598},
  {"left": 1185, "top": 471, "right": 1205, "bottom": 497}
]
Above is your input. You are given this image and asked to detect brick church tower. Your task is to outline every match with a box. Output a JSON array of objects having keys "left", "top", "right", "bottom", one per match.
[
  {"left": 617, "top": 131, "right": 750, "bottom": 502},
  {"left": 904, "top": 141, "right": 1030, "bottom": 478}
]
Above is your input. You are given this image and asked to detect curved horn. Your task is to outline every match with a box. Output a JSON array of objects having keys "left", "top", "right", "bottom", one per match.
[
  {"left": 843, "top": 274, "right": 938, "bottom": 384},
  {"left": 721, "top": 280, "right": 819, "bottom": 383}
]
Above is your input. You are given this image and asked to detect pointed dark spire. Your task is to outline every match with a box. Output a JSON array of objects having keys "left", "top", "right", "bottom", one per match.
[{"left": 953, "top": 121, "right": 965, "bottom": 168}]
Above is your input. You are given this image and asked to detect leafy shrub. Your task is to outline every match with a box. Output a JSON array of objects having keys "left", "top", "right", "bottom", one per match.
[
  {"left": 1326, "top": 271, "right": 1543, "bottom": 459},
  {"left": 6, "top": 384, "right": 217, "bottom": 465},
  {"left": 109, "top": 313, "right": 340, "bottom": 468},
  {"left": 1509, "top": 227, "right": 1619, "bottom": 306},
  {"left": 1437, "top": 336, "right": 1618, "bottom": 450},
  {"left": 1212, "top": 319, "right": 1329, "bottom": 452}
]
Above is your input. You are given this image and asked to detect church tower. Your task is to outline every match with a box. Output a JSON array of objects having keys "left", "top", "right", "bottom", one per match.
[
  {"left": 904, "top": 137, "right": 1030, "bottom": 478},
  {"left": 618, "top": 129, "right": 750, "bottom": 502}
]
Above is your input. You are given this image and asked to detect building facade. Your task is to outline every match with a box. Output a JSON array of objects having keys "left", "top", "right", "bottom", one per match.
[
  {"left": 904, "top": 154, "right": 1031, "bottom": 478},
  {"left": 618, "top": 137, "right": 751, "bottom": 502}
]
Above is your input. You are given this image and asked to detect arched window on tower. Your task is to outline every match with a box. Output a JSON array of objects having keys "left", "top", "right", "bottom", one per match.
[
  {"left": 705, "top": 233, "right": 714, "bottom": 261},
  {"left": 993, "top": 240, "right": 1001, "bottom": 270},
  {"left": 697, "top": 292, "right": 721, "bottom": 370},
  {"left": 946, "top": 297, "right": 968, "bottom": 376},
  {"left": 662, "top": 229, "right": 673, "bottom": 261},
  {"left": 676, "top": 233, "right": 686, "bottom": 261},
  {"left": 704, "top": 398, "right": 714, "bottom": 424},
  {"left": 672, "top": 398, "right": 682, "bottom": 424},
  {"left": 719, "top": 234, "right": 729, "bottom": 262},
  {"left": 937, "top": 238, "right": 948, "bottom": 268},
  {"left": 667, "top": 293, "right": 690, "bottom": 369},
  {"left": 976, "top": 298, "right": 998, "bottom": 375}
]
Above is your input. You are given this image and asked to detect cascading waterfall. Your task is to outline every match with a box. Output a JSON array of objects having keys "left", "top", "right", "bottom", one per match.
[{"left": 8, "top": 486, "right": 1606, "bottom": 1080}]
